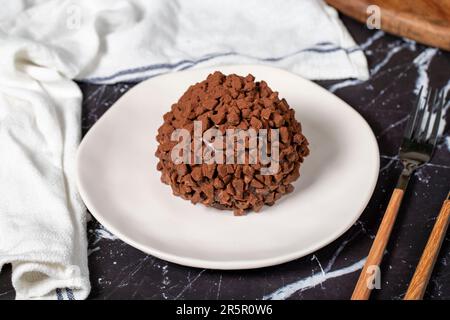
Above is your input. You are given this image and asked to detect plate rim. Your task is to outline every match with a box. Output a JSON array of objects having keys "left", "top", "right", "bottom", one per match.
[{"left": 76, "top": 64, "right": 379, "bottom": 270}]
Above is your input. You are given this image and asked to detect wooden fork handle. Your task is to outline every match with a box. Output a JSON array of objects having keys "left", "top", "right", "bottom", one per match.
[
  {"left": 351, "top": 188, "right": 404, "bottom": 300},
  {"left": 404, "top": 197, "right": 450, "bottom": 300}
]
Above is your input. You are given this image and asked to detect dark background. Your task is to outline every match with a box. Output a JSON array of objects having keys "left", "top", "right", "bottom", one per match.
[{"left": 1, "top": 16, "right": 449, "bottom": 300}]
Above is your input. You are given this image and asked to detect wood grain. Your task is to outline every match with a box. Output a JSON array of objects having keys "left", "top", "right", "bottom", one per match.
[
  {"left": 325, "top": 0, "right": 450, "bottom": 51},
  {"left": 404, "top": 197, "right": 450, "bottom": 300},
  {"left": 351, "top": 188, "right": 404, "bottom": 300}
]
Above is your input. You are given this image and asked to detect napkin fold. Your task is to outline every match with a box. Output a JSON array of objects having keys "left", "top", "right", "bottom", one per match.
[{"left": 0, "top": 0, "right": 368, "bottom": 299}]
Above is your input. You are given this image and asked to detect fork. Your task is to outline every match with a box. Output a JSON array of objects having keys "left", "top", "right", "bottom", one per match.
[{"left": 351, "top": 87, "right": 445, "bottom": 300}]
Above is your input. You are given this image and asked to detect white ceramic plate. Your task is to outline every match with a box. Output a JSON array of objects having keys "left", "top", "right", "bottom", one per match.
[{"left": 76, "top": 65, "right": 379, "bottom": 270}]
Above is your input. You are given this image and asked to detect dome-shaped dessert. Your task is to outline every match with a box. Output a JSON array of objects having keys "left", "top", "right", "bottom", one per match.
[{"left": 156, "top": 71, "right": 309, "bottom": 215}]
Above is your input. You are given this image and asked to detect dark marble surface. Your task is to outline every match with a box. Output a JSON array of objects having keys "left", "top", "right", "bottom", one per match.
[{"left": 1, "top": 16, "right": 449, "bottom": 300}]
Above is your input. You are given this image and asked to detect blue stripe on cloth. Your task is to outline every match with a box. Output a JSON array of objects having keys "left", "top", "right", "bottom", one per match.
[
  {"left": 85, "top": 52, "right": 234, "bottom": 83},
  {"left": 56, "top": 288, "right": 64, "bottom": 300},
  {"left": 66, "top": 288, "right": 75, "bottom": 300},
  {"left": 82, "top": 43, "right": 363, "bottom": 83}
]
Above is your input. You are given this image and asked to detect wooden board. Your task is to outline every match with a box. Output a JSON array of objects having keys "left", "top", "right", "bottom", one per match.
[{"left": 325, "top": 0, "right": 450, "bottom": 51}]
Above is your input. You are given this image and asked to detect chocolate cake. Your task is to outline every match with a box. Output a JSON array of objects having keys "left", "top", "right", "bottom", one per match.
[{"left": 155, "top": 71, "right": 309, "bottom": 215}]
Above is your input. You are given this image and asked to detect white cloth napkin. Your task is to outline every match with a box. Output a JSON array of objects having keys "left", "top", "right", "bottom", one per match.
[{"left": 0, "top": 0, "right": 368, "bottom": 300}]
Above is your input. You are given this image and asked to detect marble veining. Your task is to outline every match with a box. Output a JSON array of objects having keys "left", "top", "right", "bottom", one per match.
[
  {"left": 80, "top": 21, "right": 449, "bottom": 300},
  {"left": 264, "top": 258, "right": 367, "bottom": 300},
  {"left": 413, "top": 48, "right": 438, "bottom": 95},
  {"left": 0, "top": 16, "right": 448, "bottom": 300}
]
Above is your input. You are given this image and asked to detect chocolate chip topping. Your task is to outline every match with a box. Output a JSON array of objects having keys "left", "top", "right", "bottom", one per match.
[{"left": 155, "top": 71, "right": 309, "bottom": 215}]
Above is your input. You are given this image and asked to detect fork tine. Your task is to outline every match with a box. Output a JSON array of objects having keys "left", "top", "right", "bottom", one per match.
[
  {"left": 419, "top": 89, "right": 438, "bottom": 142},
  {"left": 412, "top": 89, "right": 431, "bottom": 140},
  {"left": 427, "top": 89, "right": 445, "bottom": 146},
  {"left": 404, "top": 86, "right": 423, "bottom": 139}
]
